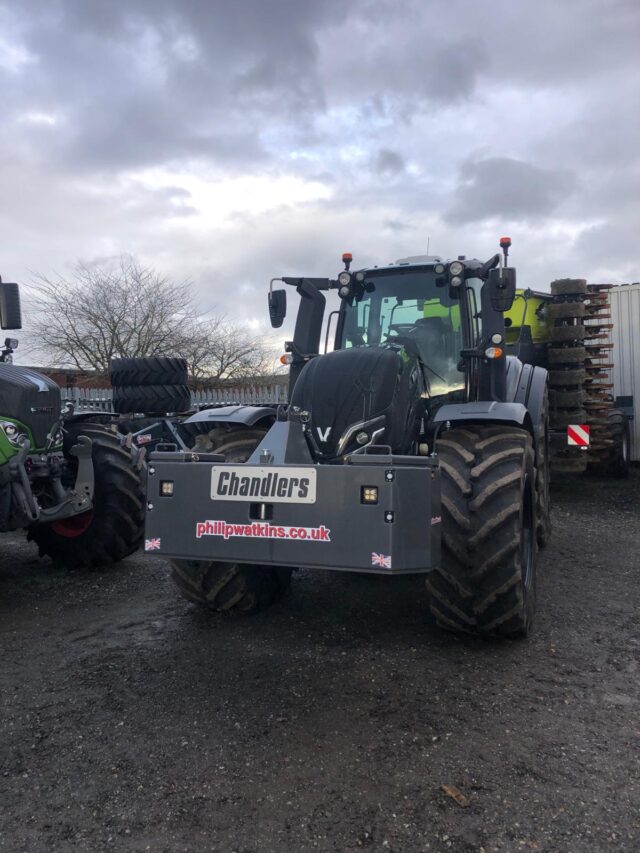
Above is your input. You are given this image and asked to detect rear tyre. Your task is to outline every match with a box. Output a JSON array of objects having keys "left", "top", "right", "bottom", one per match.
[
  {"left": 536, "top": 388, "right": 552, "bottom": 549},
  {"left": 112, "top": 384, "right": 191, "bottom": 414},
  {"left": 109, "top": 357, "right": 188, "bottom": 387},
  {"left": 28, "top": 425, "right": 145, "bottom": 568},
  {"left": 589, "top": 409, "right": 630, "bottom": 478},
  {"left": 169, "top": 427, "right": 292, "bottom": 615},
  {"left": 203, "top": 429, "right": 270, "bottom": 463},
  {"left": 426, "top": 426, "right": 537, "bottom": 638}
]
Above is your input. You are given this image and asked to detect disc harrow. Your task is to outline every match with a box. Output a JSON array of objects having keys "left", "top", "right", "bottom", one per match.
[
  {"left": 547, "top": 279, "right": 620, "bottom": 470},
  {"left": 584, "top": 284, "right": 615, "bottom": 458}
]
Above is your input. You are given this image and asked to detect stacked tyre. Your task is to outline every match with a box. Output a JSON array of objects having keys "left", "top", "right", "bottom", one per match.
[
  {"left": 109, "top": 357, "right": 192, "bottom": 414},
  {"left": 583, "top": 284, "right": 630, "bottom": 477},
  {"left": 583, "top": 284, "right": 615, "bottom": 467},
  {"left": 547, "top": 279, "right": 588, "bottom": 474}
]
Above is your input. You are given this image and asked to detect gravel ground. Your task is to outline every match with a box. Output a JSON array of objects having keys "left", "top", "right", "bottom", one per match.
[{"left": 1, "top": 471, "right": 639, "bottom": 852}]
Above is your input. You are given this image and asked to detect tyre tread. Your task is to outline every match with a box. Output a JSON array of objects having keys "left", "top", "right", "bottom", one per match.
[
  {"left": 427, "top": 425, "right": 537, "bottom": 638},
  {"left": 169, "top": 428, "right": 292, "bottom": 615}
]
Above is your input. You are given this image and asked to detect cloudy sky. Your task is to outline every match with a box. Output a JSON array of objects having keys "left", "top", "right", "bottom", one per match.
[{"left": 1, "top": 0, "right": 638, "bottom": 357}]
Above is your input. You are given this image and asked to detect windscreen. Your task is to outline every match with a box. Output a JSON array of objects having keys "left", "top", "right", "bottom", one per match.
[{"left": 339, "top": 269, "right": 465, "bottom": 396}]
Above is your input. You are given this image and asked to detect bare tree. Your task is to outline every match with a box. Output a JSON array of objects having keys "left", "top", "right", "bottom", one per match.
[
  {"left": 28, "top": 257, "right": 273, "bottom": 381},
  {"left": 180, "top": 316, "right": 274, "bottom": 385}
]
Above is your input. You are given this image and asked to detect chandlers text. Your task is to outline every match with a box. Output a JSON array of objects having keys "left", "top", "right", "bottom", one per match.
[{"left": 215, "top": 471, "right": 310, "bottom": 500}]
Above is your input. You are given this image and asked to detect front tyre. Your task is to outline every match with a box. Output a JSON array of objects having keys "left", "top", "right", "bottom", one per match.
[
  {"left": 169, "top": 427, "right": 292, "bottom": 615},
  {"left": 171, "top": 560, "right": 292, "bottom": 614},
  {"left": 29, "top": 424, "right": 145, "bottom": 568},
  {"left": 426, "top": 426, "right": 537, "bottom": 638}
]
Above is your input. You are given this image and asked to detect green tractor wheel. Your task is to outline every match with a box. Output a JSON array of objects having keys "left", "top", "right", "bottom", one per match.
[{"left": 28, "top": 424, "right": 145, "bottom": 568}]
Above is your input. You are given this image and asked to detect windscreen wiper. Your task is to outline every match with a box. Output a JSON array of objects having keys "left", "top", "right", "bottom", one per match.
[{"left": 385, "top": 335, "right": 449, "bottom": 392}]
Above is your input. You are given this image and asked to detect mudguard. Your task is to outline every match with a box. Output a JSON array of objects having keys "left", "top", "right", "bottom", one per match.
[
  {"left": 432, "top": 400, "right": 532, "bottom": 432},
  {"left": 183, "top": 405, "right": 277, "bottom": 429}
]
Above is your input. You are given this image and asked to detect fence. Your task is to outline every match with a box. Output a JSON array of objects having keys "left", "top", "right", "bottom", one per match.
[{"left": 61, "top": 382, "right": 287, "bottom": 412}]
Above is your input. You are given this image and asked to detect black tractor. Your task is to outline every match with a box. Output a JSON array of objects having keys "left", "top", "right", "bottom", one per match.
[
  {"left": 145, "top": 240, "right": 549, "bottom": 638},
  {"left": 0, "top": 277, "right": 145, "bottom": 569}
]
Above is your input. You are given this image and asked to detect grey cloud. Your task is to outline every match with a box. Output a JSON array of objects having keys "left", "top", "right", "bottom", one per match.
[
  {"left": 384, "top": 219, "right": 416, "bottom": 233},
  {"left": 574, "top": 218, "right": 640, "bottom": 276},
  {"left": 373, "top": 149, "right": 406, "bottom": 176},
  {"left": 0, "top": 0, "right": 639, "bottom": 358},
  {"left": 445, "top": 157, "right": 578, "bottom": 224},
  {"left": 1, "top": 0, "right": 353, "bottom": 173},
  {"left": 5, "top": 0, "right": 638, "bottom": 180}
]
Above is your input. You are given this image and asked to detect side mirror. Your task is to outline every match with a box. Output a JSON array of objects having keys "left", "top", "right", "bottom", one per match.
[
  {"left": 0, "top": 280, "right": 22, "bottom": 330},
  {"left": 268, "top": 289, "right": 287, "bottom": 328},
  {"left": 487, "top": 267, "right": 516, "bottom": 312}
]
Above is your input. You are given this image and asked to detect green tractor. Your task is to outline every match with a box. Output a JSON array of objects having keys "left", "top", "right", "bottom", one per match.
[{"left": 0, "top": 277, "right": 145, "bottom": 568}]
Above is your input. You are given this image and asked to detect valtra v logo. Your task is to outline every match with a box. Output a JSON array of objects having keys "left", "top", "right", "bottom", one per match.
[{"left": 210, "top": 466, "right": 317, "bottom": 504}]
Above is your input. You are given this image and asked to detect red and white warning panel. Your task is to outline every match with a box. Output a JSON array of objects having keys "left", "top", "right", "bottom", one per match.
[{"left": 567, "top": 424, "right": 590, "bottom": 447}]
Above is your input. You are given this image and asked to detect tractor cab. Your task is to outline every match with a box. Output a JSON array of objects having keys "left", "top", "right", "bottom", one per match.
[
  {"left": 334, "top": 257, "right": 483, "bottom": 400},
  {"left": 267, "top": 248, "right": 516, "bottom": 461},
  {"left": 285, "top": 260, "right": 470, "bottom": 459}
]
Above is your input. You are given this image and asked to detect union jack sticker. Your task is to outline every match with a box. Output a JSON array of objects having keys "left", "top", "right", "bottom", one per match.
[
  {"left": 371, "top": 551, "right": 392, "bottom": 569},
  {"left": 145, "top": 538, "right": 161, "bottom": 551}
]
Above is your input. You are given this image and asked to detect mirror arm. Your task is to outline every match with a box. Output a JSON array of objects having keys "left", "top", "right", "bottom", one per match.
[{"left": 478, "top": 253, "right": 500, "bottom": 279}]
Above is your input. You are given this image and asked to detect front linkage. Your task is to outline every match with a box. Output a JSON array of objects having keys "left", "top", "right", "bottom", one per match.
[{"left": 26, "top": 413, "right": 146, "bottom": 568}]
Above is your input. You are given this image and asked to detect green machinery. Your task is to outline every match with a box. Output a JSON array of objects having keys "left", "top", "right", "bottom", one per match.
[{"left": 505, "top": 282, "right": 629, "bottom": 476}]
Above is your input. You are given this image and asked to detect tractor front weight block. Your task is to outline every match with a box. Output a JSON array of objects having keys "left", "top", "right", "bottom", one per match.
[{"left": 145, "top": 453, "right": 441, "bottom": 575}]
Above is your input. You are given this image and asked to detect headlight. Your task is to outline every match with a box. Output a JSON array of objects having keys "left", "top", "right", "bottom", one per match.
[
  {"left": 338, "top": 285, "right": 351, "bottom": 298},
  {"left": 450, "top": 276, "right": 463, "bottom": 287},
  {"left": 338, "top": 271, "right": 352, "bottom": 287},
  {"left": 0, "top": 421, "right": 27, "bottom": 446},
  {"left": 449, "top": 261, "right": 465, "bottom": 277},
  {"left": 434, "top": 263, "right": 445, "bottom": 275},
  {"left": 484, "top": 346, "right": 504, "bottom": 359}
]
